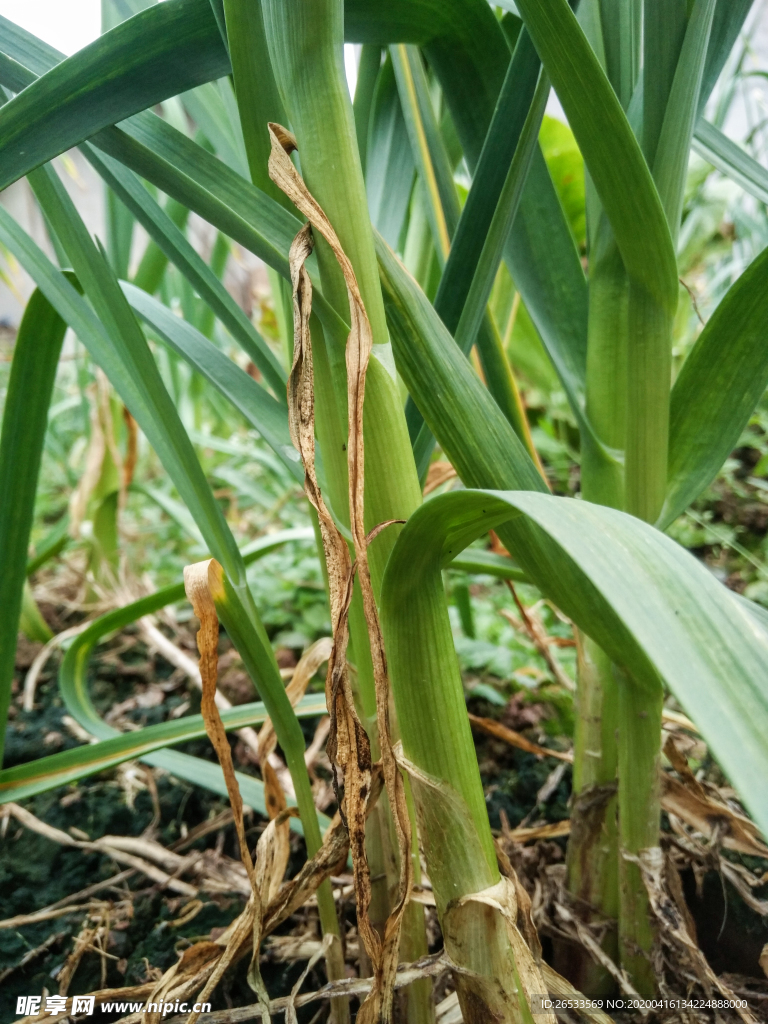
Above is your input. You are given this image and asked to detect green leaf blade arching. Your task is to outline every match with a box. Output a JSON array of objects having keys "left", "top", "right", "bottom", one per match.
[
  {"left": 662, "top": 243, "right": 768, "bottom": 529},
  {"left": 0, "top": 694, "right": 328, "bottom": 807},
  {"left": 381, "top": 489, "right": 768, "bottom": 839},
  {"left": 0, "top": 287, "right": 70, "bottom": 763},
  {"left": 0, "top": 0, "right": 229, "bottom": 191},
  {"left": 0, "top": 29, "right": 302, "bottom": 291},
  {"left": 25, "top": 163, "right": 246, "bottom": 588}
]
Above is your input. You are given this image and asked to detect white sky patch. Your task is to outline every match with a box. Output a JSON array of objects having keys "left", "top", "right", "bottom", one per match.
[
  {"left": 344, "top": 43, "right": 359, "bottom": 99},
  {"left": 0, "top": 0, "right": 364, "bottom": 101},
  {"left": 0, "top": 0, "right": 100, "bottom": 56}
]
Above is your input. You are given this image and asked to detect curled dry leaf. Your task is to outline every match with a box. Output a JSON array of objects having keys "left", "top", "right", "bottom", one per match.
[
  {"left": 117, "top": 951, "right": 453, "bottom": 1024},
  {"left": 268, "top": 123, "right": 413, "bottom": 1024},
  {"left": 137, "top": 803, "right": 361, "bottom": 1024},
  {"left": 662, "top": 734, "right": 768, "bottom": 858},
  {"left": 141, "top": 942, "right": 224, "bottom": 1024},
  {"left": 183, "top": 560, "right": 292, "bottom": 1024},
  {"left": 468, "top": 712, "right": 573, "bottom": 763},
  {"left": 246, "top": 807, "right": 300, "bottom": 1006},
  {"left": 183, "top": 560, "right": 255, "bottom": 883}
]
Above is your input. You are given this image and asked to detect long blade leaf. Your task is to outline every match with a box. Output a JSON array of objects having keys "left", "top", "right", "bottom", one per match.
[
  {"left": 0, "top": 0, "right": 229, "bottom": 191},
  {"left": 516, "top": 0, "right": 677, "bottom": 312},
  {"left": 0, "top": 286, "right": 70, "bottom": 763},
  {"left": 381, "top": 489, "right": 768, "bottom": 839},
  {"left": 377, "top": 234, "right": 545, "bottom": 495},
  {"left": 693, "top": 118, "right": 768, "bottom": 207},
  {"left": 662, "top": 244, "right": 768, "bottom": 527}
]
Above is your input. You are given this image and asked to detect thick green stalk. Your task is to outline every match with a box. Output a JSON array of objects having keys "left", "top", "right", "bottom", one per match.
[
  {"left": 381, "top": 509, "right": 546, "bottom": 1024},
  {"left": 616, "top": 677, "right": 663, "bottom": 995},
  {"left": 567, "top": 215, "right": 626, "bottom": 993},
  {"left": 624, "top": 286, "right": 672, "bottom": 524},
  {"left": 258, "top": 5, "right": 428, "bottom": 1017},
  {"left": 557, "top": 634, "right": 619, "bottom": 994},
  {"left": 578, "top": 243, "right": 671, "bottom": 989},
  {"left": 260, "top": 0, "right": 422, "bottom": 587},
  {"left": 552, "top": 0, "right": 677, "bottom": 989}
]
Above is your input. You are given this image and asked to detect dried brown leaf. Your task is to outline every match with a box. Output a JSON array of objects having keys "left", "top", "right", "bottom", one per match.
[
  {"left": 141, "top": 942, "right": 223, "bottom": 1024},
  {"left": 468, "top": 713, "right": 573, "bottom": 763},
  {"left": 269, "top": 123, "right": 413, "bottom": 1024},
  {"left": 183, "top": 560, "right": 255, "bottom": 882},
  {"left": 661, "top": 772, "right": 768, "bottom": 858},
  {"left": 183, "top": 561, "right": 297, "bottom": 1024},
  {"left": 423, "top": 460, "right": 457, "bottom": 496}
]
